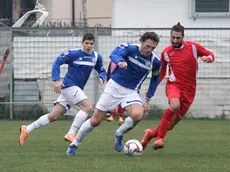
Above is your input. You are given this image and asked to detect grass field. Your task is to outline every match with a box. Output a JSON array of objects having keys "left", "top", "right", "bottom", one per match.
[{"left": 0, "top": 119, "right": 230, "bottom": 172}]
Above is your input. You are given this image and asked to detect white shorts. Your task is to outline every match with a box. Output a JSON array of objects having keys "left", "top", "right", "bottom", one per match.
[
  {"left": 96, "top": 79, "right": 142, "bottom": 112},
  {"left": 54, "top": 86, "right": 88, "bottom": 111}
]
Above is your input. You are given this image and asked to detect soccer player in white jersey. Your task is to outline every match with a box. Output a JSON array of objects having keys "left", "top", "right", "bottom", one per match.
[
  {"left": 66, "top": 32, "right": 162, "bottom": 156},
  {"left": 19, "top": 33, "right": 106, "bottom": 146}
]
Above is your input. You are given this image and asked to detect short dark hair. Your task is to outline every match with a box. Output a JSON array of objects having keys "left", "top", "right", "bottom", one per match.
[
  {"left": 140, "top": 32, "right": 160, "bottom": 44},
  {"left": 82, "top": 33, "right": 95, "bottom": 42},
  {"left": 171, "top": 22, "right": 184, "bottom": 36}
]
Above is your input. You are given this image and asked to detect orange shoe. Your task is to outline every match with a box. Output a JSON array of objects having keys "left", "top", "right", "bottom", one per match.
[
  {"left": 64, "top": 133, "right": 76, "bottom": 143},
  {"left": 118, "top": 117, "right": 124, "bottom": 125},
  {"left": 152, "top": 138, "right": 164, "bottom": 150},
  {"left": 140, "top": 129, "right": 154, "bottom": 150},
  {"left": 107, "top": 116, "right": 114, "bottom": 122},
  {"left": 19, "top": 125, "right": 29, "bottom": 146}
]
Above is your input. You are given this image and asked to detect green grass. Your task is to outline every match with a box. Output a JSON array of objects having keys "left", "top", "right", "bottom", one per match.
[{"left": 0, "top": 119, "right": 230, "bottom": 172}]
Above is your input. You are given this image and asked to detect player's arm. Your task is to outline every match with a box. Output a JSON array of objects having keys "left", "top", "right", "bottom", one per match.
[
  {"left": 158, "top": 52, "right": 167, "bottom": 84},
  {"left": 145, "top": 59, "right": 162, "bottom": 101},
  {"left": 194, "top": 42, "right": 215, "bottom": 63},
  {"left": 94, "top": 53, "right": 107, "bottom": 85},
  {"left": 109, "top": 43, "right": 129, "bottom": 67},
  {"left": 52, "top": 50, "right": 72, "bottom": 82}
]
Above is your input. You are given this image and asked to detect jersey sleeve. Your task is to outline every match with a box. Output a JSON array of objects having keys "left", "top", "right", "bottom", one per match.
[
  {"left": 94, "top": 53, "right": 107, "bottom": 83},
  {"left": 109, "top": 43, "right": 129, "bottom": 64},
  {"left": 146, "top": 57, "right": 162, "bottom": 101},
  {"left": 52, "top": 50, "right": 74, "bottom": 81},
  {"left": 194, "top": 42, "right": 215, "bottom": 63}
]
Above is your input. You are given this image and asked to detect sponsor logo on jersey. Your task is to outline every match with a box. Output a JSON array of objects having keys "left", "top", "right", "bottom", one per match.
[
  {"left": 145, "top": 61, "right": 151, "bottom": 67},
  {"left": 92, "top": 57, "right": 97, "bottom": 63}
]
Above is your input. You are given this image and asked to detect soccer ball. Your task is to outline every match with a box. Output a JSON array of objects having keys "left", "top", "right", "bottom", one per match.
[{"left": 123, "top": 139, "right": 143, "bottom": 156}]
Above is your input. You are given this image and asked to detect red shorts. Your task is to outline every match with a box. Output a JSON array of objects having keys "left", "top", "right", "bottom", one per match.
[{"left": 166, "top": 83, "right": 195, "bottom": 118}]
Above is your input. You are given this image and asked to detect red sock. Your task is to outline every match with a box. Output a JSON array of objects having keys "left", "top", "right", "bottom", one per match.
[
  {"left": 152, "top": 125, "right": 159, "bottom": 138},
  {"left": 110, "top": 109, "right": 116, "bottom": 118},
  {"left": 156, "top": 108, "right": 174, "bottom": 140},
  {"left": 117, "top": 104, "right": 124, "bottom": 118}
]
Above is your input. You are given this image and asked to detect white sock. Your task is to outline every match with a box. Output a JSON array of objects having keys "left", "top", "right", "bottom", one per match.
[
  {"left": 26, "top": 114, "right": 50, "bottom": 134},
  {"left": 67, "top": 110, "right": 88, "bottom": 134},
  {"left": 115, "top": 117, "right": 134, "bottom": 136},
  {"left": 72, "top": 119, "right": 94, "bottom": 147}
]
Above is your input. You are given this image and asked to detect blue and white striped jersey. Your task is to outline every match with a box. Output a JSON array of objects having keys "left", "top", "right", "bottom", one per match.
[
  {"left": 109, "top": 43, "right": 161, "bottom": 100},
  {"left": 52, "top": 49, "right": 106, "bottom": 90}
]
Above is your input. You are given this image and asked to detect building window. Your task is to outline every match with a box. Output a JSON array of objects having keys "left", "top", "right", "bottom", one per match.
[{"left": 190, "top": 0, "right": 230, "bottom": 18}]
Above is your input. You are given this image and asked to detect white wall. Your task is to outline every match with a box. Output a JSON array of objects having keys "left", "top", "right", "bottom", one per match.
[
  {"left": 112, "top": 0, "right": 230, "bottom": 28},
  {"left": 39, "top": 0, "right": 72, "bottom": 24},
  {"left": 39, "top": 0, "right": 112, "bottom": 27}
]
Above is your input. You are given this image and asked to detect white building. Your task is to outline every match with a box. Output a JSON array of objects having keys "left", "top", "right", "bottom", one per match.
[{"left": 112, "top": 0, "right": 230, "bottom": 28}]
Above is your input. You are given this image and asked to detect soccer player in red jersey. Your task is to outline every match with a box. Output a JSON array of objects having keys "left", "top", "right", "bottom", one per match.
[{"left": 141, "top": 22, "right": 215, "bottom": 150}]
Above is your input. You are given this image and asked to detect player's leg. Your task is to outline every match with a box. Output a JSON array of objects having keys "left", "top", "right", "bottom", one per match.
[
  {"left": 64, "top": 87, "right": 93, "bottom": 142},
  {"left": 107, "top": 108, "right": 116, "bottom": 122},
  {"left": 141, "top": 102, "right": 190, "bottom": 150},
  {"left": 66, "top": 81, "right": 120, "bottom": 156},
  {"left": 115, "top": 103, "right": 143, "bottom": 152},
  {"left": 168, "top": 94, "right": 194, "bottom": 130},
  {"left": 143, "top": 98, "right": 192, "bottom": 150},
  {"left": 141, "top": 110, "right": 183, "bottom": 148},
  {"left": 19, "top": 87, "right": 75, "bottom": 146},
  {"left": 168, "top": 110, "right": 182, "bottom": 131},
  {"left": 141, "top": 106, "right": 182, "bottom": 147},
  {"left": 65, "top": 98, "right": 92, "bottom": 142},
  {"left": 141, "top": 84, "right": 180, "bottom": 149},
  {"left": 114, "top": 93, "right": 143, "bottom": 152},
  {"left": 143, "top": 84, "right": 181, "bottom": 150},
  {"left": 19, "top": 103, "right": 66, "bottom": 146},
  {"left": 115, "top": 104, "right": 143, "bottom": 136},
  {"left": 152, "top": 85, "right": 183, "bottom": 150},
  {"left": 66, "top": 108, "right": 107, "bottom": 156},
  {"left": 118, "top": 104, "right": 124, "bottom": 125}
]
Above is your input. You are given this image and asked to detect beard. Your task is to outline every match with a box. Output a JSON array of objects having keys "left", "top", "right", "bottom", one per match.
[{"left": 172, "top": 42, "right": 183, "bottom": 48}]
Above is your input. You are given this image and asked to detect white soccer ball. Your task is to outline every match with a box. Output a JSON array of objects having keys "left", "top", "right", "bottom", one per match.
[{"left": 123, "top": 139, "right": 143, "bottom": 156}]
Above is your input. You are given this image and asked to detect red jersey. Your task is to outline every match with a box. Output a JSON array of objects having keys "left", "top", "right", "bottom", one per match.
[{"left": 159, "top": 41, "right": 214, "bottom": 92}]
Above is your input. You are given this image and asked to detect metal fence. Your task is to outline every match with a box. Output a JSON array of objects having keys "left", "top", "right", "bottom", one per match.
[{"left": 0, "top": 27, "right": 229, "bottom": 119}]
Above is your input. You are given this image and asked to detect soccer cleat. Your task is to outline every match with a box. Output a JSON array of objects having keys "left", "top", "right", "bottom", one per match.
[
  {"left": 141, "top": 129, "right": 154, "bottom": 150},
  {"left": 19, "top": 125, "right": 29, "bottom": 146},
  {"left": 152, "top": 138, "right": 164, "bottom": 150},
  {"left": 66, "top": 144, "right": 78, "bottom": 156},
  {"left": 107, "top": 116, "right": 114, "bottom": 122},
  {"left": 64, "top": 133, "right": 76, "bottom": 143},
  {"left": 115, "top": 135, "right": 123, "bottom": 152},
  {"left": 118, "top": 117, "right": 124, "bottom": 125}
]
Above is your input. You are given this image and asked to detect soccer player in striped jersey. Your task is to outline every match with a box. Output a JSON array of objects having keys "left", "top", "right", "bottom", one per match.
[
  {"left": 66, "top": 31, "right": 161, "bottom": 156},
  {"left": 19, "top": 33, "right": 106, "bottom": 146}
]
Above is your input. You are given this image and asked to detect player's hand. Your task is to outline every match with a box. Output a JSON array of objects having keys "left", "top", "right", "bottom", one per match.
[
  {"left": 143, "top": 100, "right": 150, "bottom": 116},
  {"left": 54, "top": 81, "right": 64, "bottom": 94},
  {"left": 117, "top": 61, "right": 128, "bottom": 69},
  {"left": 201, "top": 56, "right": 210, "bottom": 63},
  {"left": 98, "top": 77, "right": 104, "bottom": 88}
]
